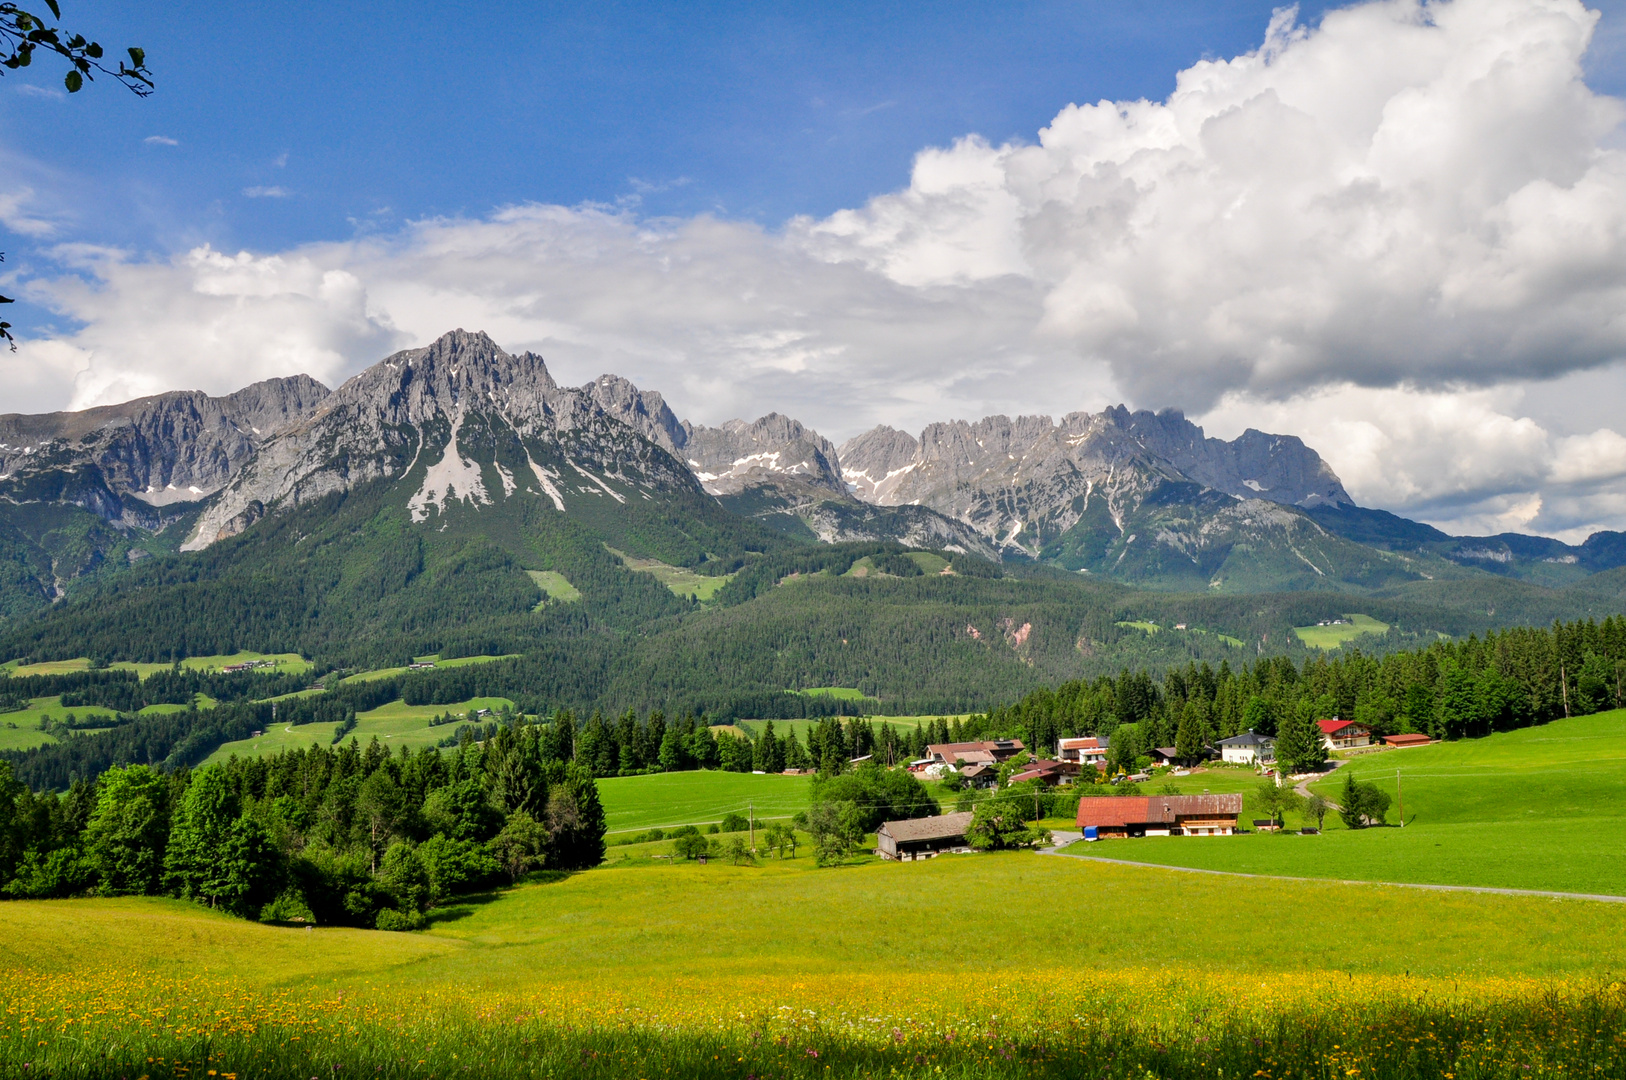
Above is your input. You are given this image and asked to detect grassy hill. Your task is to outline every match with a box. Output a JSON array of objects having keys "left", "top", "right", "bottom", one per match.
[
  {"left": 1066, "top": 709, "right": 1626, "bottom": 895},
  {"left": 199, "top": 695, "right": 516, "bottom": 765}
]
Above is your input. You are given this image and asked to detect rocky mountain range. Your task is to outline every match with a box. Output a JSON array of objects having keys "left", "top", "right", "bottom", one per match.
[
  {"left": 3, "top": 328, "right": 1625, "bottom": 616},
  {"left": 0, "top": 375, "right": 329, "bottom": 527}
]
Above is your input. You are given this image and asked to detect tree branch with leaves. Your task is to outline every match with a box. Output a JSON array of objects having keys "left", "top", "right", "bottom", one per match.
[{"left": 0, "top": 2, "right": 152, "bottom": 347}]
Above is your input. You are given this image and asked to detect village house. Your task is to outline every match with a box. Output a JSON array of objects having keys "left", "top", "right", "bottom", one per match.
[
  {"left": 958, "top": 762, "right": 998, "bottom": 788},
  {"left": 1007, "top": 759, "right": 1081, "bottom": 786},
  {"left": 1076, "top": 794, "right": 1245, "bottom": 837},
  {"left": 1056, "top": 735, "right": 1109, "bottom": 771},
  {"left": 1317, "top": 718, "right": 1372, "bottom": 750},
  {"left": 920, "top": 739, "right": 1026, "bottom": 770},
  {"left": 1216, "top": 730, "right": 1276, "bottom": 765},
  {"left": 876, "top": 811, "right": 976, "bottom": 861}
]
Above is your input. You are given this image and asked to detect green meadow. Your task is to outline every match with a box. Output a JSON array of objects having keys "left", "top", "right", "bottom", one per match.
[
  {"left": 1292, "top": 612, "right": 1389, "bottom": 648},
  {"left": 9, "top": 852, "right": 1622, "bottom": 984},
  {"left": 0, "top": 696, "right": 122, "bottom": 751},
  {"left": 607, "top": 547, "right": 735, "bottom": 601},
  {"left": 1, "top": 652, "right": 310, "bottom": 680},
  {"left": 200, "top": 696, "right": 515, "bottom": 765},
  {"left": 597, "top": 769, "right": 813, "bottom": 833},
  {"left": 524, "top": 569, "right": 581, "bottom": 605},
  {"left": 1067, "top": 709, "right": 1626, "bottom": 895},
  {"left": 7, "top": 850, "right": 1626, "bottom": 1080},
  {"left": 798, "top": 685, "right": 868, "bottom": 700},
  {"left": 10, "top": 728, "right": 1626, "bottom": 1079}
]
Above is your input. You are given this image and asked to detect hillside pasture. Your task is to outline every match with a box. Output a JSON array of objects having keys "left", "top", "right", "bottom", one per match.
[
  {"left": 200, "top": 696, "right": 515, "bottom": 765},
  {"left": 1292, "top": 613, "right": 1389, "bottom": 649},
  {"left": 525, "top": 569, "right": 580, "bottom": 606},
  {"left": 1063, "top": 710, "right": 1626, "bottom": 895},
  {"left": 904, "top": 550, "right": 950, "bottom": 574},
  {"left": 1, "top": 651, "right": 309, "bottom": 680},
  {"left": 0, "top": 695, "right": 121, "bottom": 750},
  {"left": 597, "top": 769, "right": 813, "bottom": 833},
  {"left": 798, "top": 686, "right": 868, "bottom": 700},
  {"left": 607, "top": 547, "right": 734, "bottom": 601}
]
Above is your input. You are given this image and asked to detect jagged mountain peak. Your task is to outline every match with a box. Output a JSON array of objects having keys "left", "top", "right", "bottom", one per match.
[
  {"left": 184, "top": 330, "right": 703, "bottom": 550},
  {"left": 0, "top": 375, "right": 333, "bottom": 522},
  {"left": 676, "top": 412, "right": 845, "bottom": 497},
  {"left": 583, "top": 373, "right": 685, "bottom": 453},
  {"left": 324, "top": 329, "right": 558, "bottom": 427}
]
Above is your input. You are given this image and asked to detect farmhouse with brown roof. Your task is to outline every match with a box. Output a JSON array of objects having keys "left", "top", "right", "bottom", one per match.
[
  {"left": 876, "top": 811, "right": 975, "bottom": 861},
  {"left": 1076, "top": 794, "right": 1244, "bottom": 837}
]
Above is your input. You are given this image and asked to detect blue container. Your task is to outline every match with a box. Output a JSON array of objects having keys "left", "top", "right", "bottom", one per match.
[{"left": 1084, "top": 826, "right": 1098, "bottom": 841}]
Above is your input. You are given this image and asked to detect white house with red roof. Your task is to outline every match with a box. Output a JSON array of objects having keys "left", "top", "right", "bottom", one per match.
[{"left": 1317, "top": 718, "right": 1372, "bottom": 750}]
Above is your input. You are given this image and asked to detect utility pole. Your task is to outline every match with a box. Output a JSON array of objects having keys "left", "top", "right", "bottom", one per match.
[
  {"left": 1561, "top": 664, "right": 1570, "bottom": 718},
  {"left": 1396, "top": 769, "right": 1403, "bottom": 828},
  {"left": 749, "top": 800, "right": 755, "bottom": 853}
]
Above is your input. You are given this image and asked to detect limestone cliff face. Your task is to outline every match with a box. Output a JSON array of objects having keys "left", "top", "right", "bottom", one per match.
[
  {"left": 0, "top": 375, "right": 330, "bottom": 525},
  {"left": 837, "top": 406, "right": 1353, "bottom": 559},
  {"left": 184, "top": 330, "right": 700, "bottom": 550}
]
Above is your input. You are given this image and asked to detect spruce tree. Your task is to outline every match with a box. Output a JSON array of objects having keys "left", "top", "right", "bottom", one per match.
[{"left": 1274, "top": 701, "right": 1327, "bottom": 775}]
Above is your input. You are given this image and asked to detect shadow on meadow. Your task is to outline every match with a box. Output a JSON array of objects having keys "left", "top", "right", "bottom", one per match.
[{"left": 427, "top": 871, "right": 574, "bottom": 925}]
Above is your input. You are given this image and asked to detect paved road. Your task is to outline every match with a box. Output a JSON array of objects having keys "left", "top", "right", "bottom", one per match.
[{"left": 1037, "top": 845, "right": 1626, "bottom": 904}]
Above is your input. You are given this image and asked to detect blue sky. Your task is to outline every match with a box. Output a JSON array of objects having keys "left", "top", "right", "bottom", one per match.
[
  {"left": 0, "top": 1, "right": 1453, "bottom": 261},
  {"left": 7, "top": 0, "right": 1626, "bottom": 539}
]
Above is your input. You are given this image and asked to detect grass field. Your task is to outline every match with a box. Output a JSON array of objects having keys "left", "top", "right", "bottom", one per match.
[
  {"left": 1, "top": 651, "right": 310, "bottom": 680},
  {"left": 1115, "top": 619, "right": 1161, "bottom": 634},
  {"left": 525, "top": 569, "right": 581, "bottom": 605},
  {"left": 0, "top": 695, "right": 121, "bottom": 751},
  {"left": 597, "top": 769, "right": 813, "bottom": 833},
  {"left": 200, "top": 696, "right": 515, "bottom": 765},
  {"left": 1066, "top": 709, "right": 1626, "bottom": 895},
  {"left": 5, "top": 851, "right": 1626, "bottom": 1079},
  {"left": 798, "top": 686, "right": 868, "bottom": 700},
  {"left": 608, "top": 547, "right": 734, "bottom": 601},
  {"left": 904, "top": 550, "right": 950, "bottom": 574},
  {"left": 1292, "top": 612, "right": 1390, "bottom": 648}
]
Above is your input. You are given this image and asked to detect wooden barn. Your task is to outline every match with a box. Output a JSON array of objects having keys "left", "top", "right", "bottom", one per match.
[{"left": 876, "top": 811, "right": 976, "bottom": 861}]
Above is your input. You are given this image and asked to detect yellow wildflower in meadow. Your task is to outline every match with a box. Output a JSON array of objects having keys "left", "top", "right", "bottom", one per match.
[{"left": 4, "top": 966, "right": 1624, "bottom": 1079}]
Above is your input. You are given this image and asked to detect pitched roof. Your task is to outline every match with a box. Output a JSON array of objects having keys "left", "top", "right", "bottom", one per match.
[
  {"left": 1058, "top": 736, "right": 1104, "bottom": 750},
  {"left": 1076, "top": 794, "right": 1244, "bottom": 828},
  {"left": 1217, "top": 730, "right": 1274, "bottom": 747},
  {"left": 1317, "top": 718, "right": 1366, "bottom": 735},
  {"left": 878, "top": 811, "right": 974, "bottom": 843}
]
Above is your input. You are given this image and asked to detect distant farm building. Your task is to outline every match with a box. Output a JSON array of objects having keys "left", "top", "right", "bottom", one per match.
[
  {"left": 1317, "top": 718, "right": 1372, "bottom": 750},
  {"left": 1216, "top": 730, "right": 1276, "bottom": 765},
  {"left": 1056, "top": 735, "right": 1109, "bottom": 770},
  {"left": 1383, "top": 732, "right": 1434, "bottom": 748},
  {"left": 1077, "top": 794, "right": 1245, "bottom": 837},
  {"left": 876, "top": 811, "right": 975, "bottom": 861}
]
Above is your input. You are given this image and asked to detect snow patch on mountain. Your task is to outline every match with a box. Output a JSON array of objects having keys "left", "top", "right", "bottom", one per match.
[{"left": 408, "top": 411, "right": 491, "bottom": 522}]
